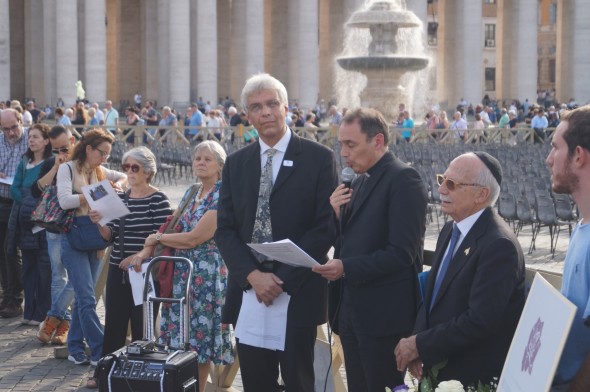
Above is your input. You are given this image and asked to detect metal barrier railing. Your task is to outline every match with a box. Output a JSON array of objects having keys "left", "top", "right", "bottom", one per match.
[{"left": 56, "top": 122, "right": 554, "bottom": 151}]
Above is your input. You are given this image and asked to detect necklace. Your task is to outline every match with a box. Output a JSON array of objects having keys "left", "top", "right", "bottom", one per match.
[{"left": 196, "top": 185, "right": 212, "bottom": 204}]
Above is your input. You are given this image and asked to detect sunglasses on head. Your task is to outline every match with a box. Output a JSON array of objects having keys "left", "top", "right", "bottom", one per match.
[
  {"left": 122, "top": 163, "right": 141, "bottom": 173},
  {"left": 52, "top": 147, "right": 69, "bottom": 154},
  {"left": 435, "top": 174, "right": 483, "bottom": 191}
]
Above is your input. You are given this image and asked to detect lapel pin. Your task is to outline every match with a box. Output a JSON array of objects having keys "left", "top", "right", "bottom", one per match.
[
  {"left": 283, "top": 160, "right": 293, "bottom": 167},
  {"left": 464, "top": 248, "right": 470, "bottom": 256}
]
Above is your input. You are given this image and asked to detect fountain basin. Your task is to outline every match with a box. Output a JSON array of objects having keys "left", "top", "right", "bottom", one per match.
[{"left": 337, "top": 56, "right": 428, "bottom": 71}]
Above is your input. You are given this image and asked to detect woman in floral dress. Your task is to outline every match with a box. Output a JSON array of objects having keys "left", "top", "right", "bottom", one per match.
[{"left": 145, "top": 141, "right": 233, "bottom": 392}]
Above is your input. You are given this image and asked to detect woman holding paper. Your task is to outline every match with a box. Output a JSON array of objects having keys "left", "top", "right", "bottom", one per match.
[
  {"left": 144, "top": 140, "right": 234, "bottom": 392},
  {"left": 56, "top": 129, "right": 126, "bottom": 367},
  {"left": 91, "top": 146, "right": 171, "bottom": 354}
]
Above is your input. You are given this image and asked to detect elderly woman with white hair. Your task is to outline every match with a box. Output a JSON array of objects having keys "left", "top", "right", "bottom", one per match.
[
  {"left": 145, "top": 140, "right": 234, "bottom": 392},
  {"left": 90, "top": 146, "right": 172, "bottom": 358}
]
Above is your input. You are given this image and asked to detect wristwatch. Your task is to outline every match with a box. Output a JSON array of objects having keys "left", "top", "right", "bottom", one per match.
[{"left": 155, "top": 233, "right": 163, "bottom": 243}]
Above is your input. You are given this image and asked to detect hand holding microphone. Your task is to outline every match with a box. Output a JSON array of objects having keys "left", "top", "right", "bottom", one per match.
[{"left": 330, "top": 167, "right": 356, "bottom": 219}]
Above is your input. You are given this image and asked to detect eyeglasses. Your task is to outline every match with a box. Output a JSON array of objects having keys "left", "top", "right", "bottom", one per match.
[
  {"left": 2, "top": 124, "right": 20, "bottom": 133},
  {"left": 122, "top": 163, "right": 141, "bottom": 173},
  {"left": 436, "top": 174, "right": 483, "bottom": 191},
  {"left": 52, "top": 147, "right": 69, "bottom": 154},
  {"left": 247, "top": 99, "right": 282, "bottom": 114},
  {"left": 94, "top": 147, "right": 110, "bottom": 159}
]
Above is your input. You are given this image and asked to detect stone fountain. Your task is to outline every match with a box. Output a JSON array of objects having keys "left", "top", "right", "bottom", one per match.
[{"left": 337, "top": 0, "right": 429, "bottom": 121}]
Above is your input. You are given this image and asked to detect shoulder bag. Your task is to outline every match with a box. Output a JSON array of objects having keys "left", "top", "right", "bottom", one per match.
[
  {"left": 154, "top": 184, "right": 200, "bottom": 298},
  {"left": 30, "top": 164, "right": 75, "bottom": 233}
]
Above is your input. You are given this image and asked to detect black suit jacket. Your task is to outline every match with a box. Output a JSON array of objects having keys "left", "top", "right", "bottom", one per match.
[
  {"left": 216, "top": 131, "right": 338, "bottom": 328},
  {"left": 415, "top": 208, "right": 525, "bottom": 385},
  {"left": 330, "top": 152, "right": 428, "bottom": 337}
]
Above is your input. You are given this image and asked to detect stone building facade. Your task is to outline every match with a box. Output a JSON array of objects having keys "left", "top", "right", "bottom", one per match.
[{"left": 0, "top": 0, "right": 588, "bottom": 111}]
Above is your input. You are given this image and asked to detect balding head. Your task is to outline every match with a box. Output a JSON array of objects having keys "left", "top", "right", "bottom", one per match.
[{"left": 0, "top": 109, "right": 24, "bottom": 145}]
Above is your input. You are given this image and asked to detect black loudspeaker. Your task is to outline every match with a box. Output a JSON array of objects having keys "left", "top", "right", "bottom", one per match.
[{"left": 97, "top": 345, "right": 198, "bottom": 392}]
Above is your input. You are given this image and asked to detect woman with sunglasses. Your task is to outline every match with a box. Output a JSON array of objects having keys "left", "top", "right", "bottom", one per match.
[
  {"left": 85, "top": 146, "right": 171, "bottom": 389},
  {"left": 7, "top": 123, "right": 53, "bottom": 326},
  {"left": 56, "top": 129, "right": 127, "bottom": 367},
  {"left": 33, "top": 125, "right": 77, "bottom": 346}
]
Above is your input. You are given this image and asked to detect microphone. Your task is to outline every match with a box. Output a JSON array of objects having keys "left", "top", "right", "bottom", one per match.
[
  {"left": 340, "top": 167, "right": 356, "bottom": 220},
  {"left": 341, "top": 167, "right": 355, "bottom": 189}
]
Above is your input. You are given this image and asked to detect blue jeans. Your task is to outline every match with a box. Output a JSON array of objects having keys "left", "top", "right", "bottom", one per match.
[
  {"left": 46, "top": 232, "right": 74, "bottom": 321},
  {"left": 60, "top": 235, "right": 103, "bottom": 361}
]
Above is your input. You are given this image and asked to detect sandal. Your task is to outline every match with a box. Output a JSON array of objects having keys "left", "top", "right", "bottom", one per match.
[{"left": 86, "top": 377, "right": 98, "bottom": 389}]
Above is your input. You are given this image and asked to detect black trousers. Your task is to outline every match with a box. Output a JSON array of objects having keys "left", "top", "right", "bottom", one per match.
[
  {"left": 0, "top": 203, "right": 23, "bottom": 305},
  {"left": 237, "top": 322, "right": 317, "bottom": 392},
  {"left": 102, "top": 266, "right": 145, "bottom": 356},
  {"left": 338, "top": 289, "right": 406, "bottom": 392}
]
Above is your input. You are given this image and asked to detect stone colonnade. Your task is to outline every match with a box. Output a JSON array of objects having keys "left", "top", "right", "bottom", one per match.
[{"left": 2, "top": 0, "right": 590, "bottom": 110}]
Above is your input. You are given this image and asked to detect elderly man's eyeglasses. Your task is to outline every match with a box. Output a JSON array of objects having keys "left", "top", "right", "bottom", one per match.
[
  {"left": 436, "top": 174, "right": 483, "bottom": 191},
  {"left": 52, "top": 147, "right": 69, "bottom": 154},
  {"left": 122, "top": 163, "right": 141, "bottom": 173},
  {"left": 247, "top": 99, "right": 281, "bottom": 114},
  {"left": 2, "top": 124, "right": 20, "bottom": 133}
]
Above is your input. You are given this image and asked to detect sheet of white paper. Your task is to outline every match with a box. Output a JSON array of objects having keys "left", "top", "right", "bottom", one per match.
[
  {"left": 128, "top": 263, "right": 156, "bottom": 306},
  {"left": 81, "top": 180, "right": 130, "bottom": 225},
  {"left": 247, "top": 239, "right": 319, "bottom": 268},
  {"left": 234, "top": 290, "right": 290, "bottom": 351},
  {"left": 0, "top": 176, "right": 14, "bottom": 185},
  {"left": 31, "top": 225, "right": 45, "bottom": 234}
]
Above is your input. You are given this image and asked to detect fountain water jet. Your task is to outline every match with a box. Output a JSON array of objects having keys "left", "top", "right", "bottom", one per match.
[{"left": 336, "top": 0, "right": 429, "bottom": 122}]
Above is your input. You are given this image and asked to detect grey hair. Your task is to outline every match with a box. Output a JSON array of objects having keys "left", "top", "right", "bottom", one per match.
[
  {"left": 469, "top": 153, "right": 501, "bottom": 206},
  {"left": 240, "top": 73, "right": 288, "bottom": 111},
  {"left": 122, "top": 146, "right": 158, "bottom": 183},
  {"left": 193, "top": 140, "right": 227, "bottom": 178}
]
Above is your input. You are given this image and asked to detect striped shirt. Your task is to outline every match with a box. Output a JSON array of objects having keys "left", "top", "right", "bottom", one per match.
[{"left": 107, "top": 190, "right": 172, "bottom": 264}]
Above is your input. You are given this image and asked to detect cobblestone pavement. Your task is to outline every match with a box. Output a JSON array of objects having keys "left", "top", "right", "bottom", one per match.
[{"left": 0, "top": 174, "right": 569, "bottom": 391}]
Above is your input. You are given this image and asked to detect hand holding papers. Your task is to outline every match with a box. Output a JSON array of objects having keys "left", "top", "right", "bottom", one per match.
[
  {"left": 0, "top": 176, "right": 14, "bottom": 185},
  {"left": 81, "top": 180, "right": 130, "bottom": 225},
  {"left": 235, "top": 290, "right": 291, "bottom": 351},
  {"left": 247, "top": 239, "right": 319, "bottom": 268},
  {"left": 128, "top": 263, "right": 156, "bottom": 306}
]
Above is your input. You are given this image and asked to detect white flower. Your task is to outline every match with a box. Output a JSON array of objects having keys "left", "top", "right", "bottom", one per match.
[{"left": 435, "top": 380, "right": 465, "bottom": 392}]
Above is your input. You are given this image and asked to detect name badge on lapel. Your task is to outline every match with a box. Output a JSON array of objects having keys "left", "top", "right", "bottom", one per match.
[{"left": 283, "top": 160, "right": 293, "bottom": 167}]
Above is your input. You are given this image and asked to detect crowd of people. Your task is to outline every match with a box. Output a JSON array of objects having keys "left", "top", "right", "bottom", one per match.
[{"left": 0, "top": 74, "right": 589, "bottom": 392}]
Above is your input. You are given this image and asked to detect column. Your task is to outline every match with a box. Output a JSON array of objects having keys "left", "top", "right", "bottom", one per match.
[
  {"left": 513, "top": 0, "right": 537, "bottom": 103},
  {"left": 168, "top": 0, "right": 190, "bottom": 104},
  {"left": 569, "top": 0, "right": 589, "bottom": 103},
  {"left": 245, "top": 0, "right": 265, "bottom": 80},
  {"left": 157, "top": 0, "right": 170, "bottom": 105},
  {"left": 56, "top": 0, "right": 78, "bottom": 106},
  {"left": 85, "top": 0, "right": 107, "bottom": 102},
  {"left": 298, "top": 0, "right": 319, "bottom": 110},
  {"left": 0, "top": 0, "right": 11, "bottom": 100},
  {"left": 287, "top": 2, "right": 299, "bottom": 101},
  {"left": 460, "top": 0, "right": 482, "bottom": 107},
  {"left": 43, "top": 0, "right": 56, "bottom": 105},
  {"left": 25, "top": 0, "right": 45, "bottom": 101},
  {"left": 217, "top": 0, "right": 231, "bottom": 99},
  {"left": 142, "top": 0, "right": 158, "bottom": 100},
  {"left": 196, "top": 0, "right": 217, "bottom": 103},
  {"left": 230, "top": 0, "right": 246, "bottom": 101},
  {"left": 265, "top": 0, "right": 289, "bottom": 85}
]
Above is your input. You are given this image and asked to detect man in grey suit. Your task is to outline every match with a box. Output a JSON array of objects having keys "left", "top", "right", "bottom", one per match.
[
  {"left": 314, "top": 108, "right": 428, "bottom": 391},
  {"left": 215, "top": 73, "right": 338, "bottom": 391},
  {"left": 395, "top": 152, "right": 525, "bottom": 387}
]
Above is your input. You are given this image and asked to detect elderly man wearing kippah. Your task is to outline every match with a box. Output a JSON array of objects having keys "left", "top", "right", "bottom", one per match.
[{"left": 395, "top": 152, "right": 526, "bottom": 387}]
